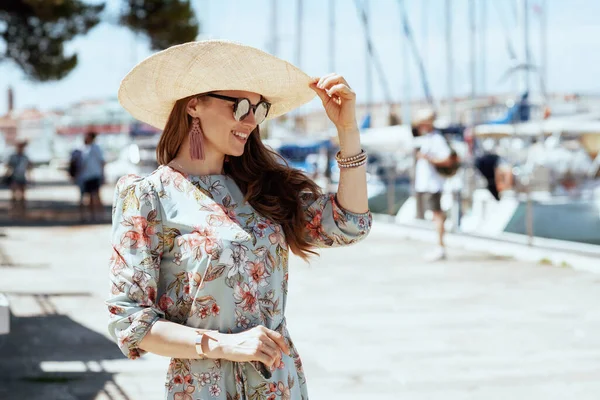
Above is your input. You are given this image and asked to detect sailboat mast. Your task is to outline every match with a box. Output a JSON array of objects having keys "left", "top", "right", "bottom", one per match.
[
  {"left": 399, "top": 0, "right": 411, "bottom": 125},
  {"left": 469, "top": 0, "right": 477, "bottom": 100},
  {"left": 522, "top": 0, "right": 531, "bottom": 93},
  {"left": 295, "top": 0, "right": 303, "bottom": 69},
  {"left": 517, "top": 0, "right": 531, "bottom": 93},
  {"left": 270, "top": 0, "right": 278, "bottom": 56},
  {"left": 540, "top": 0, "right": 547, "bottom": 94},
  {"left": 365, "top": 1, "right": 373, "bottom": 118},
  {"left": 329, "top": 0, "right": 335, "bottom": 72},
  {"left": 295, "top": 0, "right": 303, "bottom": 131},
  {"left": 445, "top": 0, "right": 455, "bottom": 122},
  {"left": 480, "top": 0, "right": 487, "bottom": 95}
]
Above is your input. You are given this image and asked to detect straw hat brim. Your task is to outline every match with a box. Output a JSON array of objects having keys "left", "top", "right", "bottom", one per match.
[{"left": 118, "top": 40, "right": 317, "bottom": 130}]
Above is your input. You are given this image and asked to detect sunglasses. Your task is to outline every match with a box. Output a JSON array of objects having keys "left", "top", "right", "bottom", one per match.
[{"left": 204, "top": 93, "right": 271, "bottom": 125}]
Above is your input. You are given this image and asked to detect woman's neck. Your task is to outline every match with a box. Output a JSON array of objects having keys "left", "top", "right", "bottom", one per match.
[
  {"left": 169, "top": 155, "right": 225, "bottom": 176},
  {"left": 170, "top": 140, "right": 226, "bottom": 175}
]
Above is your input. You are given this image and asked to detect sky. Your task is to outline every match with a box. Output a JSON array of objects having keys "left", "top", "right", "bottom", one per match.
[{"left": 0, "top": 0, "right": 599, "bottom": 115}]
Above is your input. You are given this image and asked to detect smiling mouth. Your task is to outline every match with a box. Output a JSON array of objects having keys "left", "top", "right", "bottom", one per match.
[{"left": 232, "top": 130, "right": 249, "bottom": 141}]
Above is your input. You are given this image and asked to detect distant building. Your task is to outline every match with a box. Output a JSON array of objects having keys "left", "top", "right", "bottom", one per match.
[
  {"left": 0, "top": 87, "right": 17, "bottom": 149},
  {"left": 55, "top": 98, "right": 161, "bottom": 161}
]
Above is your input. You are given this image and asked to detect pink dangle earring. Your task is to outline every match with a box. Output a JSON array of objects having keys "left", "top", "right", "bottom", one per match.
[{"left": 188, "top": 117, "right": 205, "bottom": 160}]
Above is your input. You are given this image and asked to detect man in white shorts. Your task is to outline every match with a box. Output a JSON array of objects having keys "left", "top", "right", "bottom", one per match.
[{"left": 413, "top": 109, "right": 453, "bottom": 261}]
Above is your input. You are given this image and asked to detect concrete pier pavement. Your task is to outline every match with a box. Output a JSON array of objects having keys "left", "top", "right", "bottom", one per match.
[{"left": 1, "top": 178, "right": 600, "bottom": 399}]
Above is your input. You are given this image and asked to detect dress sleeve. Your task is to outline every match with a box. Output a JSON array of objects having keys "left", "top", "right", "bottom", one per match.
[
  {"left": 301, "top": 192, "right": 372, "bottom": 248},
  {"left": 106, "top": 174, "right": 164, "bottom": 359}
]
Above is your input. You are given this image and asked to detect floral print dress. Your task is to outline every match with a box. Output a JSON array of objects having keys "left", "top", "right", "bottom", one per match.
[{"left": 106, "top": 165, "right": 372, "bottom": 399}]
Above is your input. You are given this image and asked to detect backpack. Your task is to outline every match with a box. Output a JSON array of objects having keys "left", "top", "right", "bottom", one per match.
[
  {"left": 435, "top": 136, "right": 461, "bottom": 178},
  {"left": 68, "top": 149, "right": 82, "bottom": 179}
]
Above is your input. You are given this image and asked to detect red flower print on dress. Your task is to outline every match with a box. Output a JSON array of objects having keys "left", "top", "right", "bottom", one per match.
[
  {"left": 108, "top": 305, "right": 125, "bottom": 315},
  {"left": 173, "top": 375, "right": 183, "bottom": 385},
  {"left": 330, "top": 194, "right": 346, "bottom": 223},
  {"left": 253, "top": 219, "right": 269, "bottom": 238},
  {"left": 158, "top": 294, "right": 174, "bottom": 312},
  {"left": 146, "top": 286, "right": 157, "bottom": 303},
  {"left": 203, "top": 235, "right": 222, "bottom": 260},
  {"left": 120, "top": 211, "right": 159, "bottom": 249},
  {"left": 305, "top": 209, "right": 325, "bottom": 242},
  {"left": 233, "top": 283, "right": 258, "bottom": 313},
  {"left": 199, "top": 307, "right": 210, "bottom": 319},
  {"left": 245, "top": 260, "right": 270, "bottom": 289},
  {"left": 193, "top": 295, "right": 219, "bottom": 319},
  {"left": 268, "top": 225, "right": 286, "bottom": 248},
  {"left": 178, "top": 226, "right": 216, "bottom": 261}
]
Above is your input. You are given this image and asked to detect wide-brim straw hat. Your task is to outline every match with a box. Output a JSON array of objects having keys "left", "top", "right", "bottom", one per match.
[
  {"left": 412, "top": 108, "right": 436, "bottom": 126},
  {"left": 118, "top": 40, "right": 316, "bottom": 130}
]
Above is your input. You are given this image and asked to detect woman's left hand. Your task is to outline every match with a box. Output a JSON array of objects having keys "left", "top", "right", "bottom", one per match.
[{"left": 310, "top": 74, "right": 357, "bottom": 133}]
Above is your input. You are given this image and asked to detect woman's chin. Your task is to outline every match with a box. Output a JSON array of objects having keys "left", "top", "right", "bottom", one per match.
[{"left": 228, "top": 147, "right": 245, "bottom": 157}]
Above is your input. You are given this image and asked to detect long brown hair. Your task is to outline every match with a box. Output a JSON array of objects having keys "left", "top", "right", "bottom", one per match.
[{"left": 156, "top": 95, "right": 322, "bottom": 260}]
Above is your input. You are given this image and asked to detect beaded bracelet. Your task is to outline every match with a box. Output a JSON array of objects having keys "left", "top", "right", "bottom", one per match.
[
  {"left": 338, "top": 157, "right": 368, "bottom": 168},
  {"left": 336, "top": 149, "right": 368, "bottom": 169},
  {"left": 335, "top": 149, "right": 367, "bottom": 163}
]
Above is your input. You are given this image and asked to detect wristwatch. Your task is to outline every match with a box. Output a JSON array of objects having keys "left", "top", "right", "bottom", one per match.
[{"left": 194, "top": 330, "right": 217, "bottom": 359}]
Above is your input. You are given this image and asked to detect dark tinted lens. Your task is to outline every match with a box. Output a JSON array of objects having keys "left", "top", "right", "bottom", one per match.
[
  {"left": 234, "top": 99, "right": 251, "bottom": 121},
  {"left": 255, "top": 102, "right": 269, "bottom": 124}
]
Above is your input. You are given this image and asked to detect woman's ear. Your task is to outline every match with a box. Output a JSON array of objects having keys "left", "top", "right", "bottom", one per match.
[{"left": 186, "top": 97, "right": 200, "bottom": 118}]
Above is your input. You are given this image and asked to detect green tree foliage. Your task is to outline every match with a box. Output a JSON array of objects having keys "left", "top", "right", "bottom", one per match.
[
  {"left": 121, "top": 0, "right": 199, "bottom": 51},
  {"left": 0, "top": 0, "right": 199, "bottom": 82}
]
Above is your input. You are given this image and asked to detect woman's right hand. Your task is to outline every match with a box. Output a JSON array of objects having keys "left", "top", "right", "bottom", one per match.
[{"left": 205, "top": 326, "right": 291, "bottom": 369}]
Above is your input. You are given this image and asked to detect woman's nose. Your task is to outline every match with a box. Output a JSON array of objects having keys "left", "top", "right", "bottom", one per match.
[{"left": 242, "top": 108, "right": 257, "bottom": 125}]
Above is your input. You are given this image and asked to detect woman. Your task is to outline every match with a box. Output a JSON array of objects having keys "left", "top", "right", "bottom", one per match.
[{"left": 107, "top": 40, "right": 371, "bottom": 399}]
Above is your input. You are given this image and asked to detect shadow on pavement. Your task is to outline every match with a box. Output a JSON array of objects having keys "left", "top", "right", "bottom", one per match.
[
  {"left": 0, "top": 199, "right": 112, "bottom": 227},
  {"left": 0, "top": 303, "right": 133, "bottom": 400}
]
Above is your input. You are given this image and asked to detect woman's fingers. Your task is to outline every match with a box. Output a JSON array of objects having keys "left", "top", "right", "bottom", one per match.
[
  {"left": 318, "top": 74, "right": 349, "bottom": 91},
  {"left": 317, "top": 73, "right": 338, "bottom": 89},
  {"left": 326, "top": 83, "right": 356, "bottom": 100},
  {"left": 257, "top": 350, "right": 277, "bottom": 367},
  {"left": 311, "top": 75, "right": 355, "bottom": 107},
  {"left": 309, "top": 82, "right": 331, "bottom": 105},
  {"left": 264, "top": 328, "right": 291, "bottom": 355},
  {"left": 258, "top": 339, "right": 278, "bottom": 359}
]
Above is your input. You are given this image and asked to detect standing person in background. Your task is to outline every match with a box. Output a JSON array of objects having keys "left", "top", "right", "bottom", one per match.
[
  {"left": 413, "top": 109, "right": 453, "bottom": 261},
  {"left": 5, "top": 140, "right": 32, "bottom": 211},
  {"left": 77, "top": 131, "right": 105, "bottom": 221}
]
